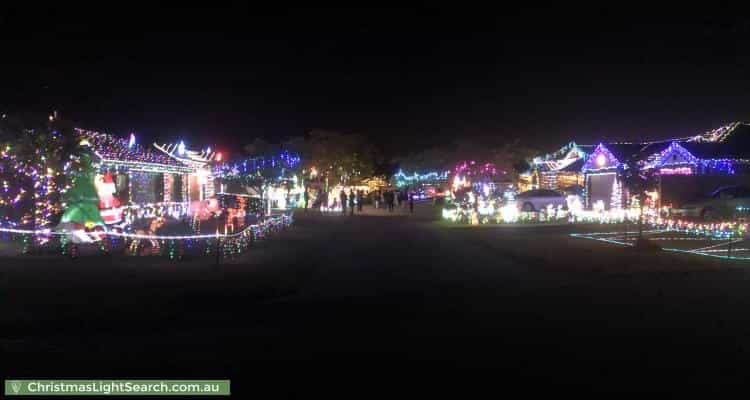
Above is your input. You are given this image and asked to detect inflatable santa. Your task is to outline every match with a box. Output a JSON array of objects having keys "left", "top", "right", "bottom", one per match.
[{"left": 95, "top": 173, "right": 123, "bottom": 224}]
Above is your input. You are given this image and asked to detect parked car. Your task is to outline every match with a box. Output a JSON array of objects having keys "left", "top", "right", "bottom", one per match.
[
  {"left": 671, "top": 185, "right": 750, "bottom": 219},
  {"left": 515, "top": 189, "right": 567, "bottom": 212}
]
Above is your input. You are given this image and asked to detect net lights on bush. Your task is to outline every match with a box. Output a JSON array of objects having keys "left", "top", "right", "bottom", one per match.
[{"left": 0, "top": 131, "right": 89, "bottom": 238}]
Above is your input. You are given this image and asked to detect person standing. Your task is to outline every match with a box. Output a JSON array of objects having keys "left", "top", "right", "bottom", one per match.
[
  {"left": 339, "top": 190, "right": 347, "bottom": 215},
  {"left": 374, "top": 190, "right": 380, "bottom": 209},
  {"left": 409, "top": 192, "right": 414, "bottom": 214},
  {"left": 349, "top": 189, "right": 356, "bottom": 215},
  {"left": 303, "top": 187, "right": 309, "bottom": 212},
  {"left": 388, "top": 191, "right": 395, "bottom": 212},
  {"left": 357, "top": 190, "right": 364, "bottom": 212}
]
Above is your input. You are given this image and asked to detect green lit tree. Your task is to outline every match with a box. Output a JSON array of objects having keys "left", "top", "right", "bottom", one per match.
[{"left": 59, "top": 152, "right": 104, "bottom": 227}]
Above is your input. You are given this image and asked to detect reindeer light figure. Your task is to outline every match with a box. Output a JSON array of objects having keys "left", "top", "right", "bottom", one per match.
[{"left": 128, "top": 216, "right": 167, "bottom": 255}]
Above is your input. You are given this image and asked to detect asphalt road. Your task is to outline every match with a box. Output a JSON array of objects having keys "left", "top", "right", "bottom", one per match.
[{"left": 3, "top": 205, "right": 750, "bottom": 396}]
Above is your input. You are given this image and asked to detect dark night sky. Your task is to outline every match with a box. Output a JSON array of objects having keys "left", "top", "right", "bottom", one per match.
[{"left": 1, "top": 6, "right": 749, "bottom": 157}]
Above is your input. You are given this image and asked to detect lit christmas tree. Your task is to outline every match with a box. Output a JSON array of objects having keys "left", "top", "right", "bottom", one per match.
[
  {"left": 610, "top": 178, "right": 622, "bottom": 210},
  {"left": 59, "top": 152, "right": 104, "bottom": 229}
]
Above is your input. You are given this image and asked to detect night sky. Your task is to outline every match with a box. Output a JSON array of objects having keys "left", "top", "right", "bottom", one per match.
[{"left": 1, "top": 6, "right": 749, "bottom": 157}]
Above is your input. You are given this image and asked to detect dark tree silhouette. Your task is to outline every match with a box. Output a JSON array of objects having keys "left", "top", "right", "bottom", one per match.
[{"left": 621, "top": 156, "right": 658, "bottom": 245}]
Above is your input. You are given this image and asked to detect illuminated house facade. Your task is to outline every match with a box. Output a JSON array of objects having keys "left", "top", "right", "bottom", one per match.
[
  {"left": 524, "top": 142, "right": 591, "bottom": 193},
  {"left": 77, "top": 129, "right": 218, "bottom": 224},
  {"left": 581, "top": 122, "right": 750, "bottom": 209},
  {"left": 581, "top": 143, "right": 640, "bottom": 210}
]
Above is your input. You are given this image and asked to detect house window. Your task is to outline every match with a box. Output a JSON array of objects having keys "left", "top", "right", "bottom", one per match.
[
  {"left": 130, "top": 171, "right": 164, "bottom": 204},
  {"left": 115, "top": 173, "right": 130, "bottom": 204},
  {"left": 171, "top": 174, "right": 184, "bottom": 202}
]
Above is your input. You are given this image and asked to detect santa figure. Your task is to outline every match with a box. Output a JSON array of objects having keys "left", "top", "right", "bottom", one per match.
[
  {"left": 95, "top": 173, "right": 123, "bottom": 224},
  {"left": 189, "top": 196, "right": 222, "bottom": 221}
]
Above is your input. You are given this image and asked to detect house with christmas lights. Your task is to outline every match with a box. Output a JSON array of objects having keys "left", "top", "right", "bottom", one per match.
[
  {"left": 77, "top": 129, "right": 219, "bottom": 225},
  {"left": 0, "top": 122, "right": 297, "bottom": 257},
  {"left": 522, "top": 141, "right": 592, "bottom": 193},
  {"left": 581, "top": 122, "right": 750, "bottom": 210},
  {"left": 581, "top": 142, "right": 644, "bottom": 210},
  {"left": 646, "top": 124, "right": 750, "bottom": 209},
  {"left": 213, "top": 151, "right": 302, "bottom": 212}
]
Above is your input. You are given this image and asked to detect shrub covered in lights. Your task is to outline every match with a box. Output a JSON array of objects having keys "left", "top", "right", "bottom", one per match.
[{"left": 0, "top": 117, "right": 93, "bottom": 233}]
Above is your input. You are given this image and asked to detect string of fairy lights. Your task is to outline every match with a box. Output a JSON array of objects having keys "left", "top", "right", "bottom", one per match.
[
  {"left": 0, "top": 130, "right": 87, "bottom": 237},
  {"left": 0, "top": 213, "right": 293, "bottom": 259},
  {"left": 392, "top": 169, "right": 449, "bottom": 188},
  {"left": 215, "top": 151, "right": 301, "bottom": 178}
]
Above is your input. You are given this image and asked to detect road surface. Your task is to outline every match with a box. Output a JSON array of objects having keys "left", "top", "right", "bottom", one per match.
[{"left": 3, "top": 205, "right": 750, "bottom": 395}]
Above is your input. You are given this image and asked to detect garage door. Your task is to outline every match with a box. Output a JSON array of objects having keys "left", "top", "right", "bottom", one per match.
[{"left": 589, "top": 173, "right": 615, "bottom": 209}]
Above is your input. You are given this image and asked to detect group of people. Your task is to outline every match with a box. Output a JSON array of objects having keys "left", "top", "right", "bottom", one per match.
[
  {"left": 301, "top": 186, "right": 417, "bottom": 214},
  {"left": 373, "top": 189, "right": 414, "bottom": 213},
  {"left": 338, "top": 189, "right": 366, "bottom": 215}
]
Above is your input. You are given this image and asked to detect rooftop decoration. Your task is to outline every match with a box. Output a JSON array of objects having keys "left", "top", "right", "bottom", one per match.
[
  {"left": 644, "top": 141, "right": 700, "bottom": 169},
  {"left": 532, "top": 141, "right": 588, "bottom": 171},
  {"left": 77, "top": 129, "right": 193, "bottom": 174},
  {"left": 154, "top": 141, "right": 216, "bottom": 167},
  {"left": 581, "top": 144, "right": 621, "bottom": 172},
  {"left": 688, "top": 122, "right": 748, "bottom": 143}
]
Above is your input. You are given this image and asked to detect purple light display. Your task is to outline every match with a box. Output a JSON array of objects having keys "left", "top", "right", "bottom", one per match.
[
  {"left": 215, "top": 151, "right": 301, "bottom": 177},
  {"left": 581, "top": 144, "right": 620, "bottom": 172}
]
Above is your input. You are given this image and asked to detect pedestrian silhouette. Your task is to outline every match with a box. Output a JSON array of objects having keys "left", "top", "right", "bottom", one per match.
[{"left": 339, "top": 190, "right": 347, "bottom": 214}]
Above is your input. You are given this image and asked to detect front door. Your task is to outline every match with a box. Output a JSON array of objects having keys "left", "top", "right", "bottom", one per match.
[{"left": 188, "top": 174, "right": 202, "bottom": 202}]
